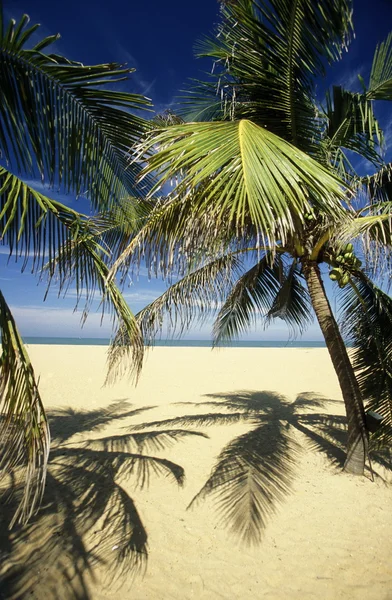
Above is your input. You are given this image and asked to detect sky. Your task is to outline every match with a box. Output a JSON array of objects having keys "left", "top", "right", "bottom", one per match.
[{"left": 1, "top": 0, "right": 392, "bottom": 340}]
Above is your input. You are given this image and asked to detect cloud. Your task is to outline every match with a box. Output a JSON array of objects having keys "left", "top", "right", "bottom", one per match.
[
  {"left": 122, "top": 290, "right": 160, "bottom": 303},
  {"left": 45, "top": 285, "right": 160, "bottom": 305},
  {"left": 333, "top": 60, "right": 370, "bottom": 92},
  {"left": 7, "top": 300, "right": 324, "bottom": 342},
  {"left": 115, "top": 45, "right": 156, "bottom": 99},
  {"left": 10, "top": 305, "right": 113, "bottom": 337}
]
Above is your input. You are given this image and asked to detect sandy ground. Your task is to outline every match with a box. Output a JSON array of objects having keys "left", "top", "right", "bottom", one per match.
[{"left": 1, "top": 345, "right": 392, "bottom": 600}]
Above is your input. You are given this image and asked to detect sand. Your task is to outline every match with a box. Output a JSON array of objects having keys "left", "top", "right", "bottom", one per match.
[{"left": 1, "top": 345, "right": 392, "bottom": 599}]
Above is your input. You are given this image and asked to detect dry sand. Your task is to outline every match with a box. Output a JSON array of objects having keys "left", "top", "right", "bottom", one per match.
[{"left": 1, "top": 345, "right": 392, "bottom": 599}]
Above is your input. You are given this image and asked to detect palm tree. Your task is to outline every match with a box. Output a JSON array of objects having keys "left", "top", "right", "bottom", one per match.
[
  {"left": 108, "top": 0, "right": 392, "bottom": 476},
  {"left": 0, "top": 401, "right": 206, "bottom": 598},
  {"left": 0, "top": 9, "right": 149, "bottom": 524}
]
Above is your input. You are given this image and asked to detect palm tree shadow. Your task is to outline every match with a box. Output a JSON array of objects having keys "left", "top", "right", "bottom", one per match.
[
  {"left": 0, "top": 400, "right": 207, "bottom": 599},
  {"left": 133, "top": 390, "right": 391, "bottom": 545}
]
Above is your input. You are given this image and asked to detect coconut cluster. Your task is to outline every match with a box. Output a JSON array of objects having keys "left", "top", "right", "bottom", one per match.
[{"left": 329, "top": 243, "right": 362, "bottom": 288}]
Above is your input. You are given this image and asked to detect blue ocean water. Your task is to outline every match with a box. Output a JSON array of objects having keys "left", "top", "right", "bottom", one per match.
[{"left": 23, "top": 337, "right": 326, "bottom": 348}]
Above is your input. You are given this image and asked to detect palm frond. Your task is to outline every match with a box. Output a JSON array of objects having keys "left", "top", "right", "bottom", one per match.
[
  {"left": 189, "top": 0, "right": 353, "bottom": 154},
  {"left": 0, "top": 11, "right": 151, "bottom": 209},
  {"left": 136, "top": 253, "right": 244, "bottom": 344},
  {"left": 361, "top": 163, "right": 392, "bottom": 205},
  {"left": 336, "top": 202, "right": 392, "bottom": 280},
  {"left": 81, "top": 196, "right": 154, "bottom": 267},
  {"left": 108, "top": 189, "right": 252, "bottom": 284},
  {"left": 0, "top": 167, "right": 150, "bottom": 283},
  {"left": 368, "top": 32, "right": 392, "bottom": 101},
  {"left": 322, "top": 86, "right": 383, "bottom": 171},
  {"left": 0, "top": 166, "right": 94, "bottom": 271},
  {"left": 347, "top": 210, "right": 392, "bottom": 245},
  {"left": 44, "top": 236, "right": 144, "bottom": 383},
  {"left": 189, "top": 423, "right": 300, "bottom": 544},
  {"left": 0, "top": 290, "right": 50, "bottom": 527},
  {"left": 107, "top": 194, "right": 186, "bottom": 282},
  {"left": 267, "top": 259, "right": 313, "bottom": 335},
  {"left": 140, "top": 120, "right": 348, "bottom": 244},
  {"left": 213, "top": 253, "right": 281, "bottom": 344},
  {"left": 180, "top": 79, "right": 227, "bottom": 122},
  {"left": 339, "top": 275, "right": 392, "bottom": 447}
]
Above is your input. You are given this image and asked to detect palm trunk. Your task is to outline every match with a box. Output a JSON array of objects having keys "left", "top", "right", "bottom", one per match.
[{"left": 302, "top": 260, "right": 368, "bottom": 475}]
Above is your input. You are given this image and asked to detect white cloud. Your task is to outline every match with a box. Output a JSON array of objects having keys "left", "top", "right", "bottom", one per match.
[
  {"left": 333, "top": 62, "right": 370, "bottom": 92},
  {"left": 45, "top": 285, "right": 160, "bottom": 305},
  {"left": 7, "top": 301, "right": 324, "bottom": 342},
  {"left": 115, "top": 45, "right": 155, "bottom": 99},
  {"left": 122, "top": 290, "right": 160, "bottom": 302},
  {"left": 10, "top": 305, "right": 113, "bottom": 337}
]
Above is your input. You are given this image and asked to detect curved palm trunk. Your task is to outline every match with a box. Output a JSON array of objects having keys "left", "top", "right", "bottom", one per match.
[{"left": 302, "top": 260, "right": 368, "bottom": 475}]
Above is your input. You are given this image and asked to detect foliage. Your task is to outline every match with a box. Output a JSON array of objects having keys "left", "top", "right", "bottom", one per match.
[
  {"left": 109, "top": 0, "right": 392, "bottom": 467},
  {"left": 0, "top": 8, "right": 151, "bottom": 524}
]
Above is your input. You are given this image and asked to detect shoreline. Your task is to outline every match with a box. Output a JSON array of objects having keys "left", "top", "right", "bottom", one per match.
[{"left": 22, "top": 337, "right": 329, "bottom": 348}]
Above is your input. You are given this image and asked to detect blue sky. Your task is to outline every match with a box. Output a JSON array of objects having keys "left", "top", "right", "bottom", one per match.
[{"left": 1, "top": 0, "right": 392, "bottom": 340}]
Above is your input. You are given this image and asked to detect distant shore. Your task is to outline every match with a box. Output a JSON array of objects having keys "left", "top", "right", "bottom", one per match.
[{"left": 2, "top": 345, "right": 391, "bottom": 600}]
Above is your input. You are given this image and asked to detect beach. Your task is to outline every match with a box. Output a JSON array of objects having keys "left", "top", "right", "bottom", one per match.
[{"left": 1, "top": 345, "right": 392, "bottom": 599}]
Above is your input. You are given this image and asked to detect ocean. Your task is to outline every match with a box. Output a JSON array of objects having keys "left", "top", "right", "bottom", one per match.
[{"left": 23, "top": 337, "right": 327, "bottom": 348}]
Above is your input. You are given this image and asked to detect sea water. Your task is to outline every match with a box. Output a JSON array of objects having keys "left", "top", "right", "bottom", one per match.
[{"left": 23, "top": 337, "right": 327, "bottom": 348}]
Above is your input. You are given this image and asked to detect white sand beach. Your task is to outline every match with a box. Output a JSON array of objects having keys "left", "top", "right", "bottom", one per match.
[{"left": 1, "top": 345, "right": 392, "bottom": 599}]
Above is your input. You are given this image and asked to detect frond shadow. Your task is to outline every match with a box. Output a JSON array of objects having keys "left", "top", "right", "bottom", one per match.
[
  {"left": 0, "top": 400, "right": 205, "bottom": 599},
  {"left": 133, "top": 390, "right": 391, "bottom": 545}
]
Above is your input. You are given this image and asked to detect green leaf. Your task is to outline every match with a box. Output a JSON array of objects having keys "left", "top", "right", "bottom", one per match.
[
  {"left": 44, "top": 237, "right": 145, "bottom": 383},
  {"left": 368, "top": 32, "right": 392, "bottom": 101},
  {"left": 322, "top": 86, "right": 383, "bottom": 171},
  {"left": 267, "top": 260, "right": 313, "bottom": 335},
  {"left": 0, "top": 12, "right": 152, "bottom": 209},
  {"left": 340, "top": 275, "right": 392, "bottom": 447},
  {"left": 213, "top": 253, "right": 282, "bottom": 344},
  {"left": 141, "top": 120, "right": 348, "bottom": 243},
  {"left": 189, "top": 0, "right": 353, "bottom": 154},
  {"left": 361, "top": 163, "right": 392, "bottom": 205},
  {"left": 0, "top": 290, "right": 50, "bottom": 527}
]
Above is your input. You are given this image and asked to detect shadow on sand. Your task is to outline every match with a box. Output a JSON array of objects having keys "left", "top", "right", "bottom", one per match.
[
  {"left": 0, "top": 400, "right": 206, "bottom": 599},
  {"left": 1, "top": 391, "right": 390, "bottom": 598},
  {"left": 132, "top": 389, "right": 392, "bottom": 545}
]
